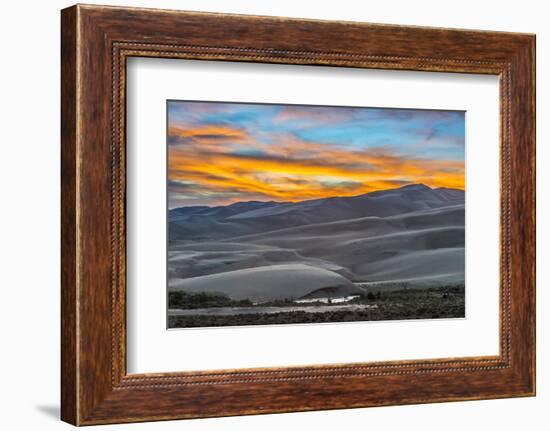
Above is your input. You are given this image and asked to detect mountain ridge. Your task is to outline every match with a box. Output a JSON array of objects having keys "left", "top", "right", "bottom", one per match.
[
  {"left": 169, "top": 183, "right": 464, "bottom": 241},
  {"left": 169, "top": 183, "right": 462, "bottom": 213}
]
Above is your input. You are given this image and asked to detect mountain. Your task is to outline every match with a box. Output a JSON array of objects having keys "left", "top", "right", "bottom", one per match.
[{"left": 168, "top": 184, "right": 464, "bottom": 241}]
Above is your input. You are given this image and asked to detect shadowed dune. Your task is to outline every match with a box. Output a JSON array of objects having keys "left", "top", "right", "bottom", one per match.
[{"left": 169, "top": 264, "right": 363, "bottom": 302}]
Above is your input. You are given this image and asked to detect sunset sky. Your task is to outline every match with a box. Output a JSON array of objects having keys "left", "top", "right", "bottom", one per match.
[{"left": 167, "top": 101, "right": 465, "bottom": 208}]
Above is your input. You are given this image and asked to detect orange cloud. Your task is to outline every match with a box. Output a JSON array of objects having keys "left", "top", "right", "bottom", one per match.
[{"left": 167, "top": 126, "right": 464, "bottom": 205}]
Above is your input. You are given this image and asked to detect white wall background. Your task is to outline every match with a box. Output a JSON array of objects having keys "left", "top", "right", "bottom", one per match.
[{"left": 0, "top": 0, "right": 546, "bottom": 429}]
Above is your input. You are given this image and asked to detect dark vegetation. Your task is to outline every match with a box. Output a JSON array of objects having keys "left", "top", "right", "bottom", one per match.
[
  {"left": 169, "top": 291, "right": 253, "bottom": 309},
  {"left": 168, "top": 285, "right": 465, "bottom": 328}
]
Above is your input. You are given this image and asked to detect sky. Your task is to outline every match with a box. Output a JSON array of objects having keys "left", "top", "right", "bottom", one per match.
[{"left": 167, "top": 101, "right": 465, "bottom": 208}]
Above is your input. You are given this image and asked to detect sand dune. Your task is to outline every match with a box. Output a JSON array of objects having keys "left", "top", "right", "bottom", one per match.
[
  {"left": 167, "top": 245, "right": 352, "bottom": 280},
  {"left": 169, "top": 184, "right": 464, "bottom": 241},
  {"left": 224, "top": 204, "right": 464, "bottom": 243},
  {"left": 169, "top": 206, "right": 464, "bottom": 284},
  {"left": 357, "top": 247, "right": 464, "bottom": 282},
  {"left": 169, "top": 264, "right": 363, "bottom": 302},
  {"left": 168, "top": 184, "right": 466, "bottom": 300}
]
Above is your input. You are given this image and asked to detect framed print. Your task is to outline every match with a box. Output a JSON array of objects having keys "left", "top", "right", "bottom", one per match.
[
  {"left": 164, "top": 100, "right": 467, "bottom": 329},
  {"left": 61, "top": 4, "right": 536, "bottom": 425}
]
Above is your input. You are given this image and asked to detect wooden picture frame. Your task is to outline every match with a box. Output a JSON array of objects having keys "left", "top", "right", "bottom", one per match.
[{"left": 61, "top": 4, "right": 535, "bottom": 426}]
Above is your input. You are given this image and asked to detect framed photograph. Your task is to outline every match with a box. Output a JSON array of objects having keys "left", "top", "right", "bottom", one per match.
[
  {"left": 165, "top": 100, "right": 467, "bottom": 329},
  {"left": 61, "top": 4, "right": 535, "bottom": 425}
]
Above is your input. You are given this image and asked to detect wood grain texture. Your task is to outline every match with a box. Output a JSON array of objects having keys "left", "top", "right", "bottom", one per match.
[
  {"left": 60, "top": 5, "right": 78, "bottom": 425},
  {"left": 60, "top": 4, "right": 536, "bottom": 425}
]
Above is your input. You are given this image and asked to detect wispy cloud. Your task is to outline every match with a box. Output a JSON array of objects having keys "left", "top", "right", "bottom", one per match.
[{"left": 167, "top": 101, "right": 465, "bottom": 208}]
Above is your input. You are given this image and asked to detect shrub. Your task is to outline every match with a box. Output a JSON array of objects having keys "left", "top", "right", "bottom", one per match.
[{"left": 169, "top": 291, "right": 253, "bottom": 309}]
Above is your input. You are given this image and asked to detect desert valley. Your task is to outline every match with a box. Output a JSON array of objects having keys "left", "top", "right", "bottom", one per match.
[{"left": 167, "top": 183, "right": 465, "bottom": 328}]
